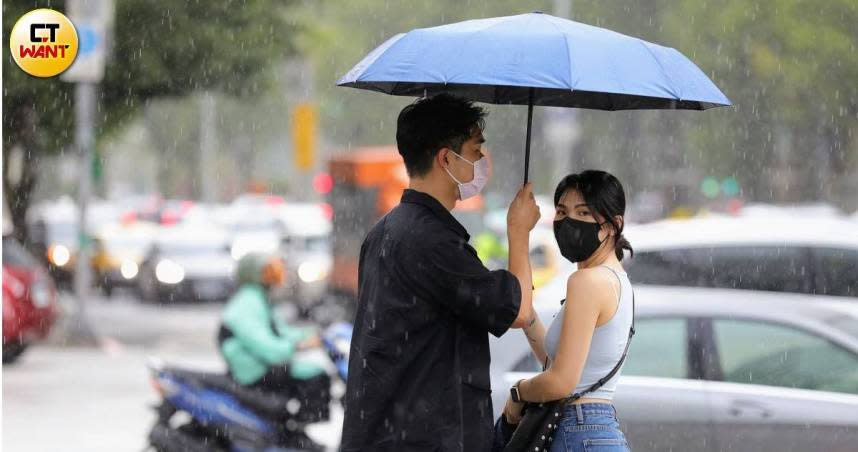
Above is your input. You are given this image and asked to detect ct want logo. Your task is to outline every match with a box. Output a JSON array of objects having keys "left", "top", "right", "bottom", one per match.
[{"left": 10, "top": 9, "right": 79, "bottom": 78}]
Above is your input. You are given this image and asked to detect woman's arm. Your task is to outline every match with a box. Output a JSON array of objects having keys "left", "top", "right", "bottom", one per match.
[
  {"left": 517, "top": 270, "right": 613, "bottom": 402},
  {"left": 522, "top": 316, "right": 548, "bottom": 367}
]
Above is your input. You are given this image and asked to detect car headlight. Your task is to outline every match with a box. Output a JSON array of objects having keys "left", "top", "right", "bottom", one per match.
[
  {"left": 298, "top": 261, "right": 329, "bottom": 283},
  {"left": 50, "top": 245, "right": 71, "bottom": 267},
  {"left": 155, "top": 259, "right": 185, "bottom": 284},
  {"left": 120, "top": 259, "right": 139, "bottom": 280},
  {"left": 30, "top": 280, "right": 52, "bottom": 308}
]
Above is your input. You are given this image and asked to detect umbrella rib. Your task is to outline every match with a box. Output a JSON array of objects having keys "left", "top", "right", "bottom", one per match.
[
  {"left": 544, "top": 15, "right": 576, "bottom": 93},
  {"left": 637, "top": 40, "right": 682, "bottom": 104},
  {"left": 445, "top": 15, "right": 518, "bottom": 87}
]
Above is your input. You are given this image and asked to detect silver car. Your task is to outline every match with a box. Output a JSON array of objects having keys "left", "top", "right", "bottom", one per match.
[
  {"left": 490, "top": 286, "right": 858, "bottom": 452},
  {"left": 137, "top": 226, "right": 236, "bottom": 303},
  {"left": 622, "top": 216, "right": 858, "bottom": 297},
  {"left": 274, "top": 203, "right": 333, "bottom": 314}
]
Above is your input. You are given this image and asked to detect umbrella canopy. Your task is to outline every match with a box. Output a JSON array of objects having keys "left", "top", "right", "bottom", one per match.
[{"left": 338, "top": 12, "right": 731, "bottom": 180}]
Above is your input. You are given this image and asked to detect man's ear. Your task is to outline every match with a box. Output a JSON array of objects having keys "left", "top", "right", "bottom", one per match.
[{"left": 437, "top": 147, "right": 451, "bottom": 169}]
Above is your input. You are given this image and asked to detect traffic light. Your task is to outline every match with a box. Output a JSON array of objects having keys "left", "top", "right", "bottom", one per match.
[{"left": 291, "top": 103, "right": 317, "bottom": 171}]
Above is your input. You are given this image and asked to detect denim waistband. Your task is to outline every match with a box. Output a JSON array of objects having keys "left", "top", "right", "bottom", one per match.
[{"left": 561, "top": 403, "right": 617, "bottom": 421}]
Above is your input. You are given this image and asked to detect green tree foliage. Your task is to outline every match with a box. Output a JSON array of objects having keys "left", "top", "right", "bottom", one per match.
[{"left": 2, "top": 0, "right": 300, "bottom": 240}]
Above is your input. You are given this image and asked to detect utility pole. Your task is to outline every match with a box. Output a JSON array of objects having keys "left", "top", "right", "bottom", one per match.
[
  {"left": 62, "top": 0, "right": 113, "bottom": 342},
  {"left": 70, "top": 82, "right": 97, "bottom": 342},
  {"left": 199, "top": 92, "right": 217, "bottom": 203}
]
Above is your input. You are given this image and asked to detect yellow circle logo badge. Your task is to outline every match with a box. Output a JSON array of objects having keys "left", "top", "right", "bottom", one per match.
[{"left": 10, "top": 9, "right": 79, "bottom": 78}]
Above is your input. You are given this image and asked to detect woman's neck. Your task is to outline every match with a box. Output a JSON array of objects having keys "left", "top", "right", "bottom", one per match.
[{"left": 577, "top": 241, "right": 621, "bottom": 270}]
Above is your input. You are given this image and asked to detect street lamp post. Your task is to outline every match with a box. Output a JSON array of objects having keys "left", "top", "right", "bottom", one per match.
[{"left": 63, "top": 0, "right": 114, "bottom": 342}]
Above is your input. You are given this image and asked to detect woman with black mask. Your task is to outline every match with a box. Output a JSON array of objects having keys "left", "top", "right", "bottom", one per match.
[{"left": 501, "top": 170, "right": 635, "bottom": 452}]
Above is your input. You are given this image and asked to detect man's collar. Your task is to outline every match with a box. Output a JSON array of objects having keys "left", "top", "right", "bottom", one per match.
[{"left": 401, "top": 189, "right": 470, "bottom": 240}]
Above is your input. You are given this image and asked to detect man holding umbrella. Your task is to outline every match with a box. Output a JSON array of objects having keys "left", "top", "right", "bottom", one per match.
[
  {"left": 338, "top": 12, "right": 728, "bottom": 450},
  {"left": 342, "top": 93, "right": 541, "bottom": 451}
]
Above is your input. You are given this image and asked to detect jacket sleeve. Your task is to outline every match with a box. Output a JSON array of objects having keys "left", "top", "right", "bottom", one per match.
[
  {"left": 397, "top": 236, "right": 522, "bottom": 338},
  {"left": 223, "top": 289, "right": 297, "bottom": 365},
  {"left": 274, "top": 316, "right": 313, "bottom": 343}
]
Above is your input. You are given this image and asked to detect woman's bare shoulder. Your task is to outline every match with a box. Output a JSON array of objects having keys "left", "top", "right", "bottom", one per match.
[{"left": 565, "top": 268, "right": 615, "bottom": 303}]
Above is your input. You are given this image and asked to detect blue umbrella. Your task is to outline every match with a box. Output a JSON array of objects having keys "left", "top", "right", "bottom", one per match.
[{"left": 338, "top": 11, "right": 731, "bottom": 182}]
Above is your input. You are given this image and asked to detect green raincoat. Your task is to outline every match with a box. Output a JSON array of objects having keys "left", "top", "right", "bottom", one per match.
[{"left": 220, "top": 254, "right": 324, "bottom": 385}]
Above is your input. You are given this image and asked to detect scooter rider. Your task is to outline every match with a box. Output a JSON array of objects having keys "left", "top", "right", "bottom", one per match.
[{"left": 218, "top": 253, "right": 328, "bottom": 395}]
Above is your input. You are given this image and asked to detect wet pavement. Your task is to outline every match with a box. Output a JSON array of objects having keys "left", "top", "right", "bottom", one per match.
[{"left": 2, "top": 292, "right": 342, "bottom": 451}]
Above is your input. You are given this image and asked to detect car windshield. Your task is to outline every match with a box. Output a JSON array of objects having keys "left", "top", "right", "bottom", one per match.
[
  {"left": 47, "top": 221, "right": 78, "bottom": 245},
  {"left": 304, "top": 236, "right": 330, "bottom": 253},
  {"left": 103, "top": 237, "right": 150, "bottom": 255},
  {"left": 824, "top": 316, "right": 858, "bottom": 339},
  {"left": 2, "top": 236, "right": 39, "bottom": 267},
  {"left": 160, "top": 243, "right": 225, "bottom": 257},
  {"left": 286, "top": 235, "right": 331, "bottom": 253},
  {"left": 231, "top": 220, "right": 278, "bottom": 234}
]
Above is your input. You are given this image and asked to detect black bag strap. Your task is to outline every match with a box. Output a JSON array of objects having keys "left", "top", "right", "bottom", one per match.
[{"left": 561, "top": 267, "right": 635, "bottom": 403}]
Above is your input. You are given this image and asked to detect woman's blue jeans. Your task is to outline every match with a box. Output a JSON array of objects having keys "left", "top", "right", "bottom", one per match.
[{"left": 547, "top": 403, "right": 630, "bottom": 452}]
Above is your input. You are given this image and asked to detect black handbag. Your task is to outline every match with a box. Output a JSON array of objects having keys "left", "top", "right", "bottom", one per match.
[{"left": 501, "top": 292, "right": 635, "bottom": 452}]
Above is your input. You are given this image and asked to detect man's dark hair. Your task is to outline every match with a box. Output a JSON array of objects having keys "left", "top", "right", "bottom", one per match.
[{"left": 396, "top": 94, "right": 486, "bottom": 177}]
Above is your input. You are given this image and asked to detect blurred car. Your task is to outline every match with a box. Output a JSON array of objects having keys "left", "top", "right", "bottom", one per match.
[
  {"left": 472, "top": 222, "right": 562, "bottom": 290},
  {"left": 3, "top": 235, "right": 59, "bottom": 364},
  {"left": 120, "top": 193, "right": 164, "bottom": 224},
  {"left": 178, "top": 203, "right": 225, "bottom": 227},
  {"left": 274, "top": 203, "right": 333, "bottom": 314},
  {"left": 158, "top": 199, "right": 196, "bottom": 226},
  {"left": 137, "top": 226, "right": 236, "bottom": 302},
  {"left": 739, "top": 202, "right": 845, "bottom": 219},
  {"left": 27, "top": 201, "right": 80, "bottom": 286},
  {"left": 623, "top": 216, "right": 858, "bottom": 297},
  {"left": 91, "top": 222, "right": 157, "bottom": 296},
  {"left": 231, "top": 193, "right": 286, "bottom": 208},
  {"left": 529, "top": 226, "right": 561, "bottom": 289},
  {"left": 221, "top": 207, "right": 283, "bottom": 261},
  {"left": 490, "top": 286, "right": 858, "bottom": 452}
]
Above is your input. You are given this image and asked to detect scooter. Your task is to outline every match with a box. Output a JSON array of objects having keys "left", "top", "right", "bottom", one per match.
[{"left": 147, "top": 322, "right": 352, "bottom": 452}]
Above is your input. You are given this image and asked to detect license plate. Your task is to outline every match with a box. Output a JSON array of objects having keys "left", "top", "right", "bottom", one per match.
[{"left": 194, "top": 281, "right": 223, "bottom": 297}]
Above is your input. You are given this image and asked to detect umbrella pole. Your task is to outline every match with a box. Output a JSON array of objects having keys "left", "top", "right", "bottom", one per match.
[{"left": 524, "top": 88, "right": 534, "bottom": 184}]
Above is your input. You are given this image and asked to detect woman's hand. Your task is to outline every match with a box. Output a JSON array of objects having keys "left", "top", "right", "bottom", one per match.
[{"left": 503, "top": 395, "right": 525, "bottom": 424}]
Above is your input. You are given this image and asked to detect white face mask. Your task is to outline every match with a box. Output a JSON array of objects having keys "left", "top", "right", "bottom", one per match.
[{"left": 443, "top": 150, "right": 490, "bottom": 200}]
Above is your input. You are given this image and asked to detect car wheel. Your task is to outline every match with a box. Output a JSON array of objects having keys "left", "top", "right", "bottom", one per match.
[
  {"left": 2, "top": 341, "right": 29, "bottom": 364},
  {"left": 138, "top": 267, "right": 159, "bottom": 303},
  {"left": 102, "top": 282, "right": 114, "bottom": 298}
]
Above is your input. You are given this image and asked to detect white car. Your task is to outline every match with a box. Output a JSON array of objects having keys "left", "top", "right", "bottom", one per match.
[
  {"left": 490, "top": 285, "right": 858, "bottom": 452},
  {"left": 137, "top": 225, "right": 236, "bottom": 302},
  {"left": 217, "top": 206, "right": 283, "bottom": 261},
  {"left": 274, "top": 203, "right": 333, "bottom": 313},
  {"left": 622, "top": 216, "right": 858, "bottom": 297}
]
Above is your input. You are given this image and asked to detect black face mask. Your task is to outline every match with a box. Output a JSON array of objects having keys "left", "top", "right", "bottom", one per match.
[{"left": 553, "top": 217, "right": 606, "bottom": 263}]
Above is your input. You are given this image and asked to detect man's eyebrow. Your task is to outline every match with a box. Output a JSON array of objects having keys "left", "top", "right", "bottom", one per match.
[
  {"left": 574, "top": 203, "right": 589, "bottom": 209},
  {"left": 477, "top": 136, "right": 486, "bottom": 144}
]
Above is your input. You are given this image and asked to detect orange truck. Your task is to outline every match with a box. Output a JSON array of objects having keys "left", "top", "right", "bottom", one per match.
[
  {"left": 327, "top": 146, "right": 408, "bottom": 302},
  {"left": 327, "top": 146, "right": 484, "bottom": 312}
]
